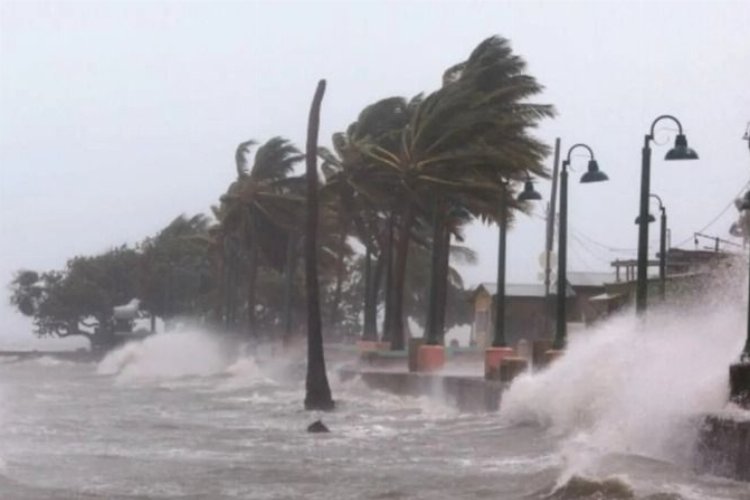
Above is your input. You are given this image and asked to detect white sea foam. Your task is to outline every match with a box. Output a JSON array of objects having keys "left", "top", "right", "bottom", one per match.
[{"left": 500, "top": 305, "right": 745, "bottom": 477}]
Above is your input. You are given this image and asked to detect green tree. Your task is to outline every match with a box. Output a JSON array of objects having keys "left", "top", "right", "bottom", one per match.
[
  {"left": 139, "top": 214, "right": 214, "bottom": 330},
  {"left": 216, "top": 137, "right": 304, "bottom": 336},
  {"left": 9, "top": 246, "right": 140, "bottom": 349},
  {"left": 361, "top": 36, "right": 554, "bottom": 349}
]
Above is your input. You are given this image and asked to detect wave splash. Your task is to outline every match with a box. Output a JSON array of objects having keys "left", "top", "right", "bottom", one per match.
[
  {"left": 500, "top": 305, "right": 744, "bottom": 484},
  {"left": 97, "top": 329, "right": 237, "bottom": 382}
]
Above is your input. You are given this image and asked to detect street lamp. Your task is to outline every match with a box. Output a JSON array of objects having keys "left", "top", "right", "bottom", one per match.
[
  {"left": 634, "top": 194, "right": 668, "bottom": 301},
  {"left": 553, "top": 144, "right": 609, "bottom": 350},
  {"left": 636, "top": 115, "right": 698, "bottom": 314},
  {"left": 492, "top": 179, "right": 542, "bottom": 348},
  {"left": 484, "top": 178, "right": 542, "bottom": 379},
  {"left": 730, "top": 191, "right": 750, "bottom": 407}
]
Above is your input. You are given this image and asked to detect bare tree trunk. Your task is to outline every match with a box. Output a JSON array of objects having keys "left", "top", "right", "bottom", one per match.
[{"left": 304, "top": 79, "right": 334, "bottom": 411}]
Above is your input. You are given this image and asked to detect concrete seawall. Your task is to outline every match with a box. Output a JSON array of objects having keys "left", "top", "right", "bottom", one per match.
[
  {"left": 341, "top": 365, "right": 750, "bottom": 483},
  {"left": 339, "top": 367, "right": 504, "bottom": 412},
  {"left": 694, "top": 412, "right": 750, "bottom": 482}
]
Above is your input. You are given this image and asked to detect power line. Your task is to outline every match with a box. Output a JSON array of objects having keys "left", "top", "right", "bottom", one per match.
[{"left": 673, "top": 177, "right": 750, "bottom": 248}]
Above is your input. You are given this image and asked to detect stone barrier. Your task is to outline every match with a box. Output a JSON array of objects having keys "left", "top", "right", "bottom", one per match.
[
  {"left": 694, "top": 413, "right": 750, "bottom": 482},
  {"left": 338, "top": 368, "right": 503, "bottom": 412}
]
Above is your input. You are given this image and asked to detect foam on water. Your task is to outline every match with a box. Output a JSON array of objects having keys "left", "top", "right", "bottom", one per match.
[{"left": 500, "top": 304, "right": 745, "bottom": 488}]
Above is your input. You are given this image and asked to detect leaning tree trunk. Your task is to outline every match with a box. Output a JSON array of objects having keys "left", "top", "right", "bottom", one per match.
[
  {"left": 390, "top": 203, "right": 415, "bottom": 351},
  {"left": 304, "top": 79, "right": 334, "bottom": 411}
]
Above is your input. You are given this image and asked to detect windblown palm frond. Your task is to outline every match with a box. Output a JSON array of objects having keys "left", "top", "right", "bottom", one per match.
[{"left": 250, "top": 137, "right": 303, "bottom": 182}]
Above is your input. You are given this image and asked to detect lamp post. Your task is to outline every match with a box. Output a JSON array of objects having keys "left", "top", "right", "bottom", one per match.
[
  {"left": 635, "top": 194, "right": 667, "bottom": 302},
  {"left": 730, "top": 191, "right": 750, "bottom": 407},
  {"left": 484, "top": 178, "right": 541, "bottom": 379},
  {"left": 553, "top": 144, "right": 609, "bottom": 350},
  {"left": 636, "top": 115, "right": 698, "bottom": 314},
  {"left": 492, "top": 179, "right": 542, "bottom": 347}
]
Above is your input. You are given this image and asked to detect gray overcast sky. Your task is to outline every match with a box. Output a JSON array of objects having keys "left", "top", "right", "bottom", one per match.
[{"left": 1, "top": 0, "right": 749, "bottom": 338}]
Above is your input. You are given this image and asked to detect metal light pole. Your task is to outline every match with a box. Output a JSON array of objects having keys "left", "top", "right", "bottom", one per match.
[
  {"left": 656, "top": 196, "right": 667, "bottom": 302},
  {"left": 553, "top": 144, "right": 608, "bottom": 350},
  {"left": 636, "top": 115, "right": 698, "bottom": 314},
  {"left": 636, "top": 194, "right": 668, "bottom": 302},
  {"left": 492, "top": 179, "right": 542, "bottom": 347}
]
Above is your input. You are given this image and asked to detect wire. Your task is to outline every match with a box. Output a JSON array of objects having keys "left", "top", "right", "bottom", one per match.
[
  {"left": 673, "top": 177, "right": 750, "bottom": 248},
  {"left": 570, "top": 233, "right": 615, "bottom": 266}
]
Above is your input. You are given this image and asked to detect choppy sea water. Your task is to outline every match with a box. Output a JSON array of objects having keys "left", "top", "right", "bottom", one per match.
[{"left": 1, "top": 311, "right": 749, "bottom": 499}]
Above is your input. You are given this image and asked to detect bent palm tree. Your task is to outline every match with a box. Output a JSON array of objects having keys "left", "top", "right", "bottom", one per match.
[
  {"left": 304, "top": 79, "right": 334, "bottom": 411},
  {"left": 217, "top": 137, "right": 304, "bottom": 337},
  {"left": 363, "top": 36, "right": 555, "bottom": 349}
]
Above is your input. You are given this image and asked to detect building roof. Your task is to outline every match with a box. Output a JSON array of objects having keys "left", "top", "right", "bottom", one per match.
[
  {"left": 474, "top": 281, "right": 575, "bottom": 298},
  {"left": 566, "top": 271, "right": 616, "bottom": 288}
]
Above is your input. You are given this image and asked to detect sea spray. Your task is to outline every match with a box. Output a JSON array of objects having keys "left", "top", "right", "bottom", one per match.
[
  {"left": 97, "top": 329, "right": 231, "bottom": 382},
  {"left": 500, "top": 305, "right": 745, "bottom": 477}
]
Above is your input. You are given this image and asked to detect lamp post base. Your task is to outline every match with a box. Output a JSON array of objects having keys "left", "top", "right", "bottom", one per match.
[
  {"left": 499, "top": 357, "right": 529, "bottom": 383},
  {"left": 544, "top": 349, "right": 565, "bottom": 366},
  {"left": 532, "top": 339, "right": 554, "bottom": 369},
  {"left": 416, "top": 345, "right": 445, "bottom": 373},
  {"left": 484, "top": 347, "right": 515, "bottom": 380},
  {"left": 729, "top": 362, "right": 750, "bottom": 408}
]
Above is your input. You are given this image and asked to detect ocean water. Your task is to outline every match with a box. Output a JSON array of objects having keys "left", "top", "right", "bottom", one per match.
[{"left": 0, "top": 312, "right": 749, "bottom": 499}]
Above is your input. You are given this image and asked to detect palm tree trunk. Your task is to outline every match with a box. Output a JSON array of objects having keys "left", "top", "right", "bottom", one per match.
[
  {"left": 327, "top": 222, "right": 349, "bottom": 330},
  {"left": 390, "top": 203, "right": 414, "bottom": 351},
  {"left": 362, "top": 244, "right": 378, "bottom": 341},
  {"left": 304, "top": 79, "right": 334, "bottom": 411},
  {"left": 246, "top": 240, "right": 258, "bottom": 338},
  {"left": 225, "top": 240, "right": 236, "bottom": 330},
  {"left": 381, "top": 212, "right": 395, "bottom": 342},
  {"left": 425, "top": 197, "right": 446, "bottom": 345},
  {"left": 247, "top": 243, "right": 258, "bottom": 337},
  {"left": 283, "top": 234, "right": 297, "bottom": 341},
  {"left": 436, "top": 220, "right": 451, "bottom": 343},
  {"left": 214, "top": 237, "right": 226, "bottom": 326}
]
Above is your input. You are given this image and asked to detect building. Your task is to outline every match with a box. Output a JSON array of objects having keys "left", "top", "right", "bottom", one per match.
[{"left": 469, "top": 273, "right": 613, "bottom": 348}]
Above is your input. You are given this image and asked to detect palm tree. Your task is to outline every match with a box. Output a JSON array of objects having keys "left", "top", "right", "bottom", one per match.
[
  {"left": 304, "top": 79, "right": 334, "bottom": 411},
  {"left": 217, "top": 137, "right": 304, "bottom": 337},
  {"left": 362, "top": 36, "right": 554, "bottom": 350}
]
